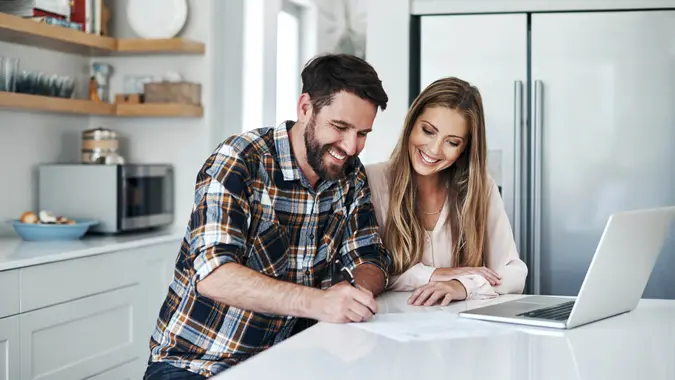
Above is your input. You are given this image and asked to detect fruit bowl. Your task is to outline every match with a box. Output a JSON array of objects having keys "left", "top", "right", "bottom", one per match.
[{"left": 8, "top": 219, "right": 99, "bottom": 241}]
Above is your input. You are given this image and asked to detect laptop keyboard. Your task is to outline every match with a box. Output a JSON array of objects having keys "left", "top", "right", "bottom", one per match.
[{"left": 516, "top": 300, "right": 575, "bottom": 321}]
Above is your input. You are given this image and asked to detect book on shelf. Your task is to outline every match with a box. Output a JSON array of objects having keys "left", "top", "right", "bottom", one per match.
[
  {"left": 70, "top": 0, "right": 103, "bottom": 35},
  {"left": 29, "top": 16, "right": 83, "bottom": 31}
]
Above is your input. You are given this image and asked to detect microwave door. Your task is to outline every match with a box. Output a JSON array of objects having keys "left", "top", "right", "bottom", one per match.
[{"left": 119, "top": 165, "right": 174, "bottom": 231}]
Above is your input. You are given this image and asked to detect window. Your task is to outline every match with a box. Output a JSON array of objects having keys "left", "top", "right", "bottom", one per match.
[{"left": 276, "top": 1, "right": 301, "bottom": 124}]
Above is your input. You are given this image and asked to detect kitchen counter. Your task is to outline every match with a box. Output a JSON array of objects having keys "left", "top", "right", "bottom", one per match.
[
  {"left": 0, "top": 228, "right": 184, "bottom": 271},
  {"left": 215, "top": 292, "right": 675, "bottom": 380}
]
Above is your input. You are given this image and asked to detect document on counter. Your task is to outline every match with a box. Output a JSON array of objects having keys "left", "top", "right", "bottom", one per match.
[{"left": 348, "top": 311, "right": 515, "bottom": 342}]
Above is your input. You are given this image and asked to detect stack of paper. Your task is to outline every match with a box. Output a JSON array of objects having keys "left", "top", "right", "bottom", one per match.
[{"left": 348, "top": 311, "right": 516, "bottom": 342}]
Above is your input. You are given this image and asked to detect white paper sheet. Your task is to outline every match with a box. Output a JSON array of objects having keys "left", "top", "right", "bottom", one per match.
[{"left": 348, "top": 311, "right": 515, "bottom": 342}]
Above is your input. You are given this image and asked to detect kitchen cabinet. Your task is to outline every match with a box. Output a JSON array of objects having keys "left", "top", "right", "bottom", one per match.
[
  {"left": 19, "top": 250, "right": 140, "bottom": 313},
  {"left": 0, "top": 316, "right": 19, "bottom": 380},
  {"left": 0, "top": 270, "right": 19, "bottom": 319},
  {"left": 0, "top": 237, "right": 180, "bottom": 380},
  {"left": 135, "top": 242, "right": 179, "bottom": 374},
  {"left": 19, "top": 286, "right": 140, "bottom": 380}
]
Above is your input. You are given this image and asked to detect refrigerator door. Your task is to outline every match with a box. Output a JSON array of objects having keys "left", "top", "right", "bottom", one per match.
[
  {"left": 531, "top": 11, "right": 675, "bottom": 298},
  {"left": 420, "top": 14, "right": 528, "bottom": 255}
]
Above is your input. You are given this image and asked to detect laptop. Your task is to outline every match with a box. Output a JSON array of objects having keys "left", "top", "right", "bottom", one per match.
[{"left": 459, "top": 206, "right": 675, "bottom": 329}]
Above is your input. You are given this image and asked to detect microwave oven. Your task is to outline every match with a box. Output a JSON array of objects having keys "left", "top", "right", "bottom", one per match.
[{"left": 38, "top": 164, "right": 174, "bottom": 233}]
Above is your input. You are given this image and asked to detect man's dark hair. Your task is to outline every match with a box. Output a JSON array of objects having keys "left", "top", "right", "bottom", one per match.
[{"left": 300, "top": 53, "right": 388, "bottom": 114}]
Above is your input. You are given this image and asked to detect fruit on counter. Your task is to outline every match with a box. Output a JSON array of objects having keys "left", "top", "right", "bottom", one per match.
[
  {"left": 19, "top": 210, "right": 76, "bottom": 224},
  {"left": 19, "top": 211, "right": 39, "bottom": 224}
]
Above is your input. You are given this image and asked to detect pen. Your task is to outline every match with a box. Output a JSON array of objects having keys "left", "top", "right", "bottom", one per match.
[{"left": 335, "top": 259, "right": 376, "bottom": 315}]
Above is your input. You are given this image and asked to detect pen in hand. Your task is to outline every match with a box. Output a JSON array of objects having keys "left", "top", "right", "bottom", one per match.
[{"left": 335, "top": 259, "right": 376, "bottom": 315}]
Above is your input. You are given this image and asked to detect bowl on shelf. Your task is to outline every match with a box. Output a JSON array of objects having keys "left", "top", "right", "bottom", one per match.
[{"left": 7, "top": 219, "right": 99, "bottom": 241}]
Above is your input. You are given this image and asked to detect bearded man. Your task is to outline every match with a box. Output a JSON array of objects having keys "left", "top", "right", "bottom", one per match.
[{"left": 144, "top": 53, "right": 391, "bottom": 379}]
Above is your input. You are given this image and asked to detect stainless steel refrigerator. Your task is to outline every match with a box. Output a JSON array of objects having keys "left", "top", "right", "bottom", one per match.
[{"left": 415, "top": 10, "right": 675, "bottom": 298}]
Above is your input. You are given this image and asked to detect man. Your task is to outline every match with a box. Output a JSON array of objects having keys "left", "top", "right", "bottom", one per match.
[{"left": 144, "top": 53, "right": 390, "bottom": 379}]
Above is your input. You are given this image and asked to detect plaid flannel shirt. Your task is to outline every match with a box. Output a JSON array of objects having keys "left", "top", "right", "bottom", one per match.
[{"left": 148, "top": 121, "right": 390, "bottom": 377}]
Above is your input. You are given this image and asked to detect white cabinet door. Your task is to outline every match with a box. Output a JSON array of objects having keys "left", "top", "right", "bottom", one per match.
[
  {"left": 0, "top": 270, "right": 19, "bottom": 319},
  {"left": 19, "top": 286, "right": 141, "bottom": 380},
  {"left": 19, "top": 249, "right": 139, "bottom": 313},
  {"left": 0, "top": 316, "right": 19, "bottom": 380},
  {"left": 87, "top": 360, "right": 139, "bottom": 380},
  {"left": 420, "top": 14, "right": 529, "bottom": 252},
  {"left": 531, "top": 10, "right": 675, "bottom": 298},
  {"left": 134, "top": 242, "right": 179, "bottom": 378}
]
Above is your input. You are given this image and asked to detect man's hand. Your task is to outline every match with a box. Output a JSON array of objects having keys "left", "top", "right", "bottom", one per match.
[
  {"left": 309, "top": 282, "right": 378, "bottom": 323},
  {"left": 408, "top": 280, "right": 468, "bottom": 306},
  {"left": 431, "top": 267, "right": 502, "bottom": 286}
]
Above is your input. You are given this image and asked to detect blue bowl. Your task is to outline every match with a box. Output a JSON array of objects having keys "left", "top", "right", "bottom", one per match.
[{"left": 8, "top": 219, "right": 99, "bottom": 241}]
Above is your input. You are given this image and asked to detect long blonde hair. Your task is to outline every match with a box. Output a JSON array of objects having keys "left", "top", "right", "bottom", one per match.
[{"left": 384, "top": 77, "right": 489, "bottom": 275}]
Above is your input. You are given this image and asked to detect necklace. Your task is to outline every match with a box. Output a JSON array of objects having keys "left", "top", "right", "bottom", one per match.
[
  {"left": 422, "top": 207, "right": 443, "bottom": 215},
  {"left": 419, "top": 181, "right": 448, "bottom": 215}
]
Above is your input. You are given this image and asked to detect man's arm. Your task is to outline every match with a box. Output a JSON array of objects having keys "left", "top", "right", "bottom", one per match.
[
  {"left": 192, "top": 146, "right": 377, "bottom": 323},
  {"left": 198, "top": 263, "right": 378, "bottom": 323},
  {"left": 352, "top": 263, "right": 386, "bottom": 296},
  {"left": 197, "top": 263, "right": 319, "bottom": 317},
  {"left": 339, "top": 165, "right": 392, "bottom": 296}
]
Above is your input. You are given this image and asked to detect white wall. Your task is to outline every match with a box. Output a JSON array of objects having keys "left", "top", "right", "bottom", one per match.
[{"left": 361, "top": 0, "right": 410, "bottom": 165}]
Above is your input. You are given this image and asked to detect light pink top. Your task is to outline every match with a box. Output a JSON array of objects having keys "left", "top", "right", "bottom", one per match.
[{"left": 365, "top": 162, "right": 528, "bottom": 299}]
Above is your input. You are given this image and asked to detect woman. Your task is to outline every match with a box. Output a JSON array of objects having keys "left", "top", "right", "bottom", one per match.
[{"left": 365, "top": 77, "right": 527, "bottom": 307}]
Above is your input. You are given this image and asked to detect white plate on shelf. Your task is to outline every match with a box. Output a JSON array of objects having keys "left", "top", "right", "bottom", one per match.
[{"left": 127, "top": 0, "right": 188, "bottom": 39}]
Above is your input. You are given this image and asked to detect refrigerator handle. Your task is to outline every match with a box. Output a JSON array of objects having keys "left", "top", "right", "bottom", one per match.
[
  {"left": 532, "top": 80, "right": 544, "bottom": 295},
  {"left": 513, "top": 80, "right": 524, "bottom": 254}
]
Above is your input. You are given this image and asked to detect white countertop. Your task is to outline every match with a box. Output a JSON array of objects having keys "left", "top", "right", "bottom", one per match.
[
  {"left": 0, "top": 228, "right": 184, "bottom": 271},
  {"left": 215, "top": 292, "right": 675, "bottom": 380}
]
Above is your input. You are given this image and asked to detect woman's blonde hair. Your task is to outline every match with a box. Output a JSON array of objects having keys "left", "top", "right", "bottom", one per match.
[{"left": 384, "top": 77, "right": 489, "bottom": 275}]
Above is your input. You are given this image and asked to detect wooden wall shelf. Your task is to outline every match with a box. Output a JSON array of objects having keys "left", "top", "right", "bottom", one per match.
[
  {"left": 0, "top": 92, "right": 114, "bottom": 115},
  {"left": 0, "top": 13, "right": 205, "bottom": 56},
  {"left": 116, "top": 103, "right": 204, "bottom": 117},
  {"left": 0, "top": 92, "right": 203, "bottom": 118},
  {"left": 116, "top": 38, "right": 205, "bottom": 55}
]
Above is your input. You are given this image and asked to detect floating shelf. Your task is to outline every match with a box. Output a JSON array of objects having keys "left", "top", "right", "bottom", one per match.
[
  {"left": 0, "top": 13, "right": 205, "bottom": 56},
  {"left": 116, "top": 38, "right": 205, "bottom": 55},
  {"left": 116, "top": 103, "right": 203, "bottom": 117},
  {"left": 0, "top": 91, "right": 114, "bottom": 115},
  {"left": 0, "top": 92, "right": 202, "bottom": 118}
]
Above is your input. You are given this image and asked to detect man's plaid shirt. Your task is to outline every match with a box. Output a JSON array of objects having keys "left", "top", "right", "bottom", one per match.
[{"left": 148, "top": 121, "right": 391, "bottom": 377}]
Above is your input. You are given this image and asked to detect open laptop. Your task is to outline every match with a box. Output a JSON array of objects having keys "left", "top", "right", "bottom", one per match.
[{"left": 459, "top": 206, "right": 675, "bottom": 329}]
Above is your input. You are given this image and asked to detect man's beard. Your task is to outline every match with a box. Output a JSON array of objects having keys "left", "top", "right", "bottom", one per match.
[{"left": 304, "top": 116, "right": 354, "bottom": 181}]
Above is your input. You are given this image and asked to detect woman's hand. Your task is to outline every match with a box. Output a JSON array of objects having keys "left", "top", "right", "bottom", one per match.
[
  {"left": 408, "top": 280, "right": 467, "bottom": 306},
  {"left": 431, "top": 267, "right": 502, "bottom": 286}
]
